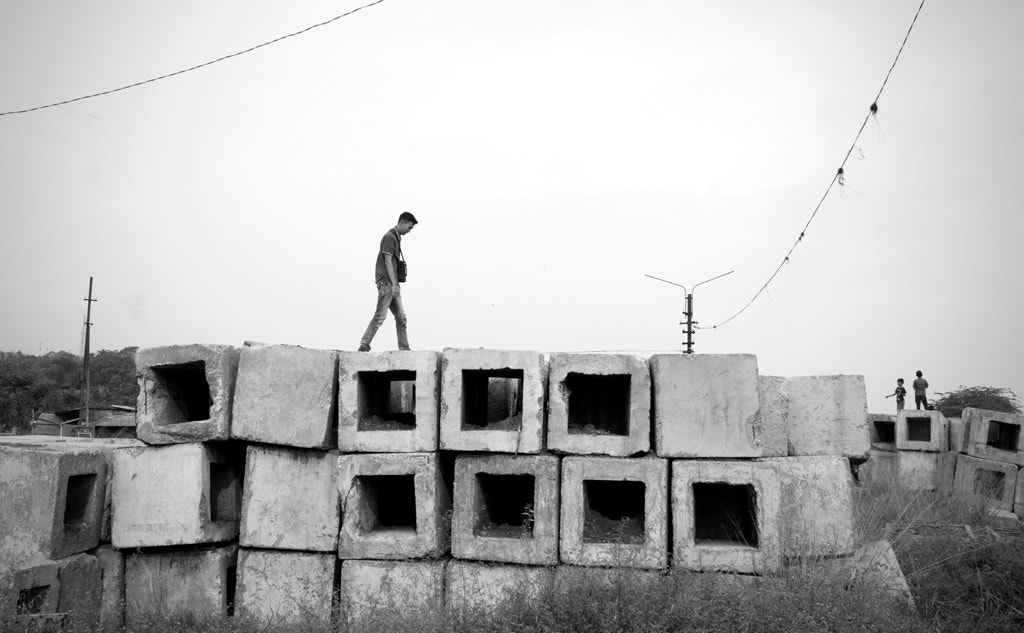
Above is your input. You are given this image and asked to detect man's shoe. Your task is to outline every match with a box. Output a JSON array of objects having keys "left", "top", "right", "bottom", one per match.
[{"left": 357, "top": 344, "right": 371, "bottom": 352}]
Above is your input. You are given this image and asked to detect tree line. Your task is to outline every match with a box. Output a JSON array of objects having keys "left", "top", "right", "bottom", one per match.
[{"left": 0, "top": 347, "right": 138, "bottom": 434}]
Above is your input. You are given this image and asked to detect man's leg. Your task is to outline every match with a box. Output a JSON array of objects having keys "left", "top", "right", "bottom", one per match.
[
  {"left": 358, "top": 282, "right": 394, "bottom": 351},
  {"left": 389, "top": 291, "right": 410, "bottom": 351},
  {"left": 915, "top": 395, "right": 923, "bottom": 410}
]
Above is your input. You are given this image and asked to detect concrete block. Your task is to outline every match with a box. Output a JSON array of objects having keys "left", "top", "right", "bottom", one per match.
[
  {"left": 0, "top": 445, "right": 107, "bottom": 566},
  {"left": 439, "top": 348, "right": 547, "bottom": 454},
  {"left": 952, "top": 454, "right": 1019, "bottom": 512},
  {"left": 671, "top": 460, "right": 782, "bottom": 574},
  {"left": 340, "top": 560, "right": 443, "bottom": 623},
  {"left": 837, "top": 540, "right": 915, "bottom": 611},
  {"left": 786, "top": 375, "right": 869, "bottom": 458},
  {"left": 55, "top": 553, "right": 101, "bottom": 631},
  {"left": 135, "top": 344, "right": 240, "bottom": 444},
  {"left": 125, "top": 545, "right": 238, "bottom": 623},
  {"left": 770, "top": 456, "right": 854, "bottom": 558},
  {"left": 896, "top": 410, "right": 949, "bottom": 452},
  {"left": 446, "top": 561, "right": 553, "bottom": 614},
  {"left": 337, "top": 350, "right": 440, "bottom": 452},
  {"left": 755, "top": 376, "right": 789, "bottom": 457},
  {"left": 858, "top": 449, "right": 897, "bottom": 485},
  {"left": 650, "top": 354, "right": 765, "bottom": 458},
  {"left": 867, "top": 414, "right": 896, "bottom": 452},
  {"left": 553, "top": 565, "right": 664, "bottom": 595},
  {"left": 897, "top": 452, "right": 958, "bottom": 493},
  {"left": 546, "top": 353, "right": 650, "bottom": 456},
  {"left": 112, "top": 443, "right": 242, "bottom": 548},
  {"left": 0, "top": 559, "right": 59, "bottom": 618},
  {"left": 452, "top": 454, "right": 559, "bottom": 565},
  {"left": 337, "top": 452, "right": 450, "bottom": 559},
  {"left": 559, "top": 456, "right": 668, "bottom": 569},
  {"left": 1017, "top": 469, "right": 1024, "bottom": 516},
  {"left": 949, "top": 417, "right": 969, "bottom": 454},
  {"left": 235, "top": 549, "right": 335, "bottom": 624},
  {"left": 240, "top": 445, "right": 340, "bottom": 552},
  {"left": 95, "top": 545, "right": 124, "bottom": 632},
  {"left": 231, "top": 344, "right": 338, "bottom": 449},
  {"left": 965, "top": 407, "right": 1024, "bottom": 466}
]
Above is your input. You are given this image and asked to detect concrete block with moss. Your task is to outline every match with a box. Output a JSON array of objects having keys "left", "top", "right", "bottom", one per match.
[
  {"left": 125, "top": 545, "right": 237, "bottom": 624},
  {"left": 340, "top": 559, "right": 444, "bottom": 623},
  {"left": 445, "top": 561, "right": 553, "bottom": 614},
  {"left": 235, "top": 549, "right": 335, "bottom": 624}
]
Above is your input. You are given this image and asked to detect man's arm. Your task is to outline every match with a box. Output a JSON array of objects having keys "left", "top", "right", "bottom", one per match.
[{"left": 384, "top": 253, "right": 399, "bottom": 293}]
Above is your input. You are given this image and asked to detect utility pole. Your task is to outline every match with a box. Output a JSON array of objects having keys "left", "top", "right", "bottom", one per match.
[
  {"left": 645, "top": 270, "right": 734, "bottom": 353},
  {"left": 82, "top": 277, "right": 96, "bottom": 426}
]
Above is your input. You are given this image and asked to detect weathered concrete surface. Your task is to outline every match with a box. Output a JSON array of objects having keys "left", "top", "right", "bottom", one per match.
[
  {"left": 0, "top": 559, "right": 59, "bottom": 618},
  {"left": 671, "top": 460, "right": 782, "bottom": 575},
  {"left": 867, "top": 414, "right": 896, "bottom": 452},
  {"left": 897, "top": 451, "right": 957, "bottom": 493},
  {"left": 897, "top": 410, "right": 949, "bottom": 453},
  {"left": 965, "top": 407, "right": 1024, "bottom": 466},
  {"left": 1017, "top": 469, "right": 1024, "bottom": 516},
  {"left": 553, "top": 565, "right": 663, "bottom": 595},
  {"left": 112, "top": 443, "right": 241, "bottom": 548},
  {"left": 858, "top": 449, "right": 897, "bottom": 485},
  {"left": 948, "top": 417, "right": 969, "bottom": 454},
  {"left": 235, "top": 549, "right": 335, "bottom": 624},
  {"left": 651, "top": 354, "right": 767, "bottom": 458},
  {"left": 446, "top": 561, "right": 553, "bottom": 614},
  {"left": 337, "top": 452, "right": 450, "bottom": 559},
  {"left": 0, "top": 445, "right": 107, "bottom": 566},
  {"left": 786, "top": 375, "right": 869, "bottom": 458},
  {"left": 830, "top": 540, "right": 915, "bottom": 612},
  {"left": 770, "top": 456, "right": 854, "bottom": 558},
  {"left": 231, "top": 344, "right": 338, "bottom": 449},
  {"left": 337, "top": 350, "right": 440, "bottom": 452},
  {"left": 340, "top": 560, "right": 444, "bottom": 623},
  {"left": 95, "top": 545, "right": 124, "bottom": 632},
  {"left": 135, "top": 344, "right": 240, "bottom": 444},
  {"left": 755, "top": 376, "right": 790, "bottom": 457},
  {"left": 546, "top": 353, "right": 650, "bottom": 456},
  {"left": 439, "top": 348, "right": 547, "bottom": 454},
  {"left": 953, "top": 454, "right": 1020, "bottom": 512},
  {"left": 125, "top": 545, "right": 238, "bottom": 623},
  {"left": 452, "top": 454, "right": 560, "bottom": 565},
  {"left": 240, "top": 445, "right": 339, "bottom": 552},
  {"left": 55, "top": 553, "right": 101, "bottom": 631},
  {"left": 559, "top": 456, "right": 668, "bottom": 569}
]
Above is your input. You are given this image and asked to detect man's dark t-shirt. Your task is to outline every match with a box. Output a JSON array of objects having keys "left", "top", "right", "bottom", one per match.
[{"left": 374, "top": 229, "right": 401, "bottom": 284}]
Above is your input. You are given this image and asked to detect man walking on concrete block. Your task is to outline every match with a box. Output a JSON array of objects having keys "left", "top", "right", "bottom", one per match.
[{"left": 358, "top": 212, "right": 417, "bottom": 352}]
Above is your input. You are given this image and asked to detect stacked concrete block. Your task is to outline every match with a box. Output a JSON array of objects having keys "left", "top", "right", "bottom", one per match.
[
  {"left": 953, "top": 454, "right": 1019, "bottom": 512},
  {"left": 896, "top": 410, "right": 949, "bottom": 453},
  {"left": 235, "top": 549, "right": 335, "bottom": 624},
  {"left": 867, "top": 414, "right": 897, "bottom": 452},
  {"left": 240, "top": 445, "right": 339, "bottom": 551},
  {"left": 231, "top": 344, "right": 338, "bottom": 449},
  {"left": 54, "top": 553, "right": 102, "bottom": 631},
  {"left": 771, "top": 456, "right": 854, "bottom": 558},
  {"left": 112, "top": 443, "right": 242, "bottom": 548},
  {"left": 546, "top": 353, "right": 650, "bottom": 456},
  {"left": 965, "top": 407, "right": 1024, "bottom": 466},
  {"left": 671, "top": 460, "right": 782, "bottom": 575},
  {"left": 95, "top": 545, "right": 124, "bottom": 632},
  {"left": 439, "top": 348, "right": 547, "bottom": 453},
  {"left": 559, "top": 456, "right": 668, "bottom": 569},
  {"left": 0, "top": 445, "right": 107, "bottom": 566},
  {"left": 337, "top": 350, "right": 440, "bottom": 452},
  {"left": 651, "top": 354, "right": 777, "bottom": 458},
  {"left": 1016, "top": 473, "right": 1024, "bottom": 516},
  {"left": 786, "top": 375, "right": 869, "bottom": 458},
  {"left": 125, "top": 545, "right": 238, "bottom": 623},
  {"left": 859, "top": 449, "right": 897, "bottom": 484},
  {"left": 451, "top": 454, "right": 559, "bottom": 565},
  {"left": 446, "top": 560, "right": 553, "bottom": 613},
  {"left": 755, "top": 376, "right": 790, "bottom": 457},
  {"left": 136, "top": 344, "right": 240, "bottom": 444},
  {"left": 897, "top": 451, "right": 957, "bottom": 493},
  {"left": 337, "top": 452, "right": 450, "bottom": 559},
  {"left": 0, "top": 559, "right": 59, "bottom": 620},
  {"left": 948, "top": 417, "right": 969, "bottom": 454},
  {"left": 340, "top": 560, "right": 444, "bottom": 622}
]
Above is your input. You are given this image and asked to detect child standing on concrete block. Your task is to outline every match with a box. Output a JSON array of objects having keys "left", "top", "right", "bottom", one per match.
[
  {"left": 912, "top": 371, "right": 929, "bottom": 410},
  {"left": 886, "top": 378, "right": 907, "bottom": 412}
]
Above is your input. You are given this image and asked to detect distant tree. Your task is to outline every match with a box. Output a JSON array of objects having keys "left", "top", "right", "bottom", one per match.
[
  {"left": 89, "top": 347, "right": 138, "bottom": 406},
  {"left": 930, "top": 386, "right": 1022, "bottom": 419}
]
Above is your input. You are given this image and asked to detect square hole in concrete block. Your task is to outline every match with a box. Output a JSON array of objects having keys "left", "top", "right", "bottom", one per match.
[
  {"left": 874, "top": 420, "right": 895, "bottom": 444},
  {"left": 355, "top": 475, "right": 417, "bottom": 533},
  {"left": 583, "top": 480, "right": 645, "bottom": 544},
  {"left": 565, "top": 373, "right": 631, "bottom": 436},
  {"left": 906, "top": 416, "right": 932, "bottom": 442},
  {"left": 473, "top": 473, "right": 535, "bottom": 538},
  {"left": 693, "top": 483, "right": 758, "bottom": 548},
  {"left": 357, "top": 370, "right": 417, "bottom": 431},
  {"left": 63, "top": 473, "right": 97, "bottom": 534},
  {"left": 461, "top": 369, "right": 524, "bottom": 431},
  {"left": 986, "top": 420, "right": 1020, "bottom": 451},
  {"left": 151, "top": 360, "right": 211, "bottom": 423},
  {"left": 209, "top": 463, "right": 239, "bottom": 523},
  {"left": 16, "top": 586, "right": 51, "bottom": 615},
  {"left": 973, "top": 470, "right": 1006, "bottom": 499},
  {"left": 225, "top": 563, "right": 237, "bottom": 616}
]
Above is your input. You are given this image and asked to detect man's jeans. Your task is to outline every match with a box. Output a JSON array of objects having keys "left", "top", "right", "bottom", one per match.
[{"left": 359, "top": 281, "right": 409, "bottom": 350}]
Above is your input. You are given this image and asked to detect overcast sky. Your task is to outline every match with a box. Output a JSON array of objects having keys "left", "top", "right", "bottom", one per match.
[{"left": 1, "top": 0, "right": 1021, "bottom": 416}]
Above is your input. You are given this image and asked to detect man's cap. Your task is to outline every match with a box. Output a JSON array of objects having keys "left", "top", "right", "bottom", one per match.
[{"left": 399, "top": 211, "right": 418, "bottom": 224}]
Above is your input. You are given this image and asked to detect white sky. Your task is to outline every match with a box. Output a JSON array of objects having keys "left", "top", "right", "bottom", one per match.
[{"left": 1, "top": 0, "right": 1022, "bottom": 416}]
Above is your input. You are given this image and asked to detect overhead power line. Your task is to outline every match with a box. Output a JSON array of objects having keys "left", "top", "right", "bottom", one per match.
[
  {"left": 702, "top": 0, "right": 927, "bottom": 331},
  {"left": 0, "top": 0, "right": 385, "bottom": 117}
]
